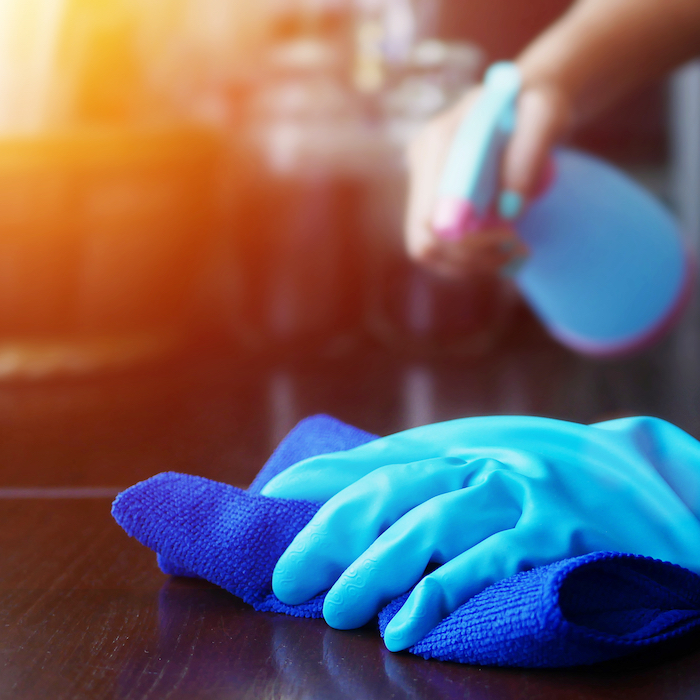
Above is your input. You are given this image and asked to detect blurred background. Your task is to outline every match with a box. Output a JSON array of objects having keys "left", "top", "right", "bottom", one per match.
[{"left": 0, "top": 0, "right": 696, "bottom": 379}]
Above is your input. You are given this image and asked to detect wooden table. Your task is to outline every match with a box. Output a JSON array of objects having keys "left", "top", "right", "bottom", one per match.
[{"left": 2, "top": 308, "right": 700, "bottom": 699}]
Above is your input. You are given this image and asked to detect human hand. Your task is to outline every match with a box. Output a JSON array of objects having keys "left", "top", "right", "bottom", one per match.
[
  {"left": 406, "top": 81, "right": 570, "bottom": 278},
  {"left": 262, "top": 415, "right": 700, "bottom": 651}
]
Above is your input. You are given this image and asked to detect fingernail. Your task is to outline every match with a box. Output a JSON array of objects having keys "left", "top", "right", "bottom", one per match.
[
  {"left": 498, "top": 190, "right": 523, "bottom": 220},
  {"left": 499, "top": 253, "right": 528, "bottom": 279}
]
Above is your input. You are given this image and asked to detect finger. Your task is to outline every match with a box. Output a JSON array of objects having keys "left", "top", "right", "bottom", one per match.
[
  {"left": 261, "top": 422, "right": 463, "bottom": 502},
  {"left": 261, "top": 415, "right": 544, "bottom": 501},
  {"left": 322, "top": 471, "right": 522, "bottom": 630},
  {"left": 499, "top": 85, "right": 571, "bottom": 218},
  {"left": 260, "top": 448, "right": 388, "bottom": 501},
  {"left": 272, "top": 456, "right": 480, "bottom": 605},
  {"left": 383, "top": 528, "right": 532, "bottom": 651},
  {"left": 405, "top": 120, "right": 452, "bottom": 262},
  {"left": 405, "top": 91, "right": 480, "bottom": 264}
]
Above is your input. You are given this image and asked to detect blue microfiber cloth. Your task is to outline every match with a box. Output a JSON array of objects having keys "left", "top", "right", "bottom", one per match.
[{"left": 112, "top": 414, "right": 700, "bottom": 668}]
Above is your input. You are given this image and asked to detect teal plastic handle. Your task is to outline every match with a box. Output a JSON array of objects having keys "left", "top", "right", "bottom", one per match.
[{"left": 437, "top": 61, "right": 520, "bottom": 217}]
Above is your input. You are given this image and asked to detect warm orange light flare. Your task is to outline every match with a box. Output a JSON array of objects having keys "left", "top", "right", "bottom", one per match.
[{"left": 0, "top": 0, "right": 244, "bottom": 376}]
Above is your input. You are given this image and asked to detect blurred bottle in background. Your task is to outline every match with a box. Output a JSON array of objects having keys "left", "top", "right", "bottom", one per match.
[
  {"left": 228, "top": 35, "right": 369, "bottom": 355},
  {"left": 0, "top": 0, "right": 226, "bottom": 379}
]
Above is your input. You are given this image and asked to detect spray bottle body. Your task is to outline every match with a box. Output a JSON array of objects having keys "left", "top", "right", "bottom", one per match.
[{"left": 513, "top": 148, "right": 693, "bottom": 355}]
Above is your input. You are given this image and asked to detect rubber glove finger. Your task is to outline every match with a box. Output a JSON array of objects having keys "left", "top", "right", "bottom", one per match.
[
  {"left": 273, "top": 456, "right": 495, "bottom": 605},
  {"left": 262, "top": 415, "right": 588, "bottom": 503},
  {"left": 261, "top": 427, "right": 453, "bottom": 501},
  {"left": 322, "top": 471, "right": 523, "bottom": 630},
  {"left": 262, "top": 415, "right": 522, "bottom": 501},
  {"left": 383, "top": 528, "right": 533, "bottom": 651},
  {"left": 260, "top": 429, "right": 453, "bottom": 501}
]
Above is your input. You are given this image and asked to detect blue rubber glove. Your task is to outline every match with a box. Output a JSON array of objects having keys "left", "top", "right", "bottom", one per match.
[{"left": 261, "top": 415, "right": 700, "bottom": 652}]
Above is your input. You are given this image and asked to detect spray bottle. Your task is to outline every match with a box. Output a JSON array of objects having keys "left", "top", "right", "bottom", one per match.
[{"left": 432, "top": 62, "right": 694, "bottom": 356}]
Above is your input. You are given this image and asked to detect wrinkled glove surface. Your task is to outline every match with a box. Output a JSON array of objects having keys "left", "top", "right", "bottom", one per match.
[
  {"left": 113, "top": 414, "right": 700, "bottom": 668},
  {"left": 264, "top": 415, "right": 700, "bottom": 651}
]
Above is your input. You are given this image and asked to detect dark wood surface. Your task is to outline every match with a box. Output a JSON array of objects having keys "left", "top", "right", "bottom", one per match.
[{"left": 2, "top": 305, "right": 700, "bottom": 699}]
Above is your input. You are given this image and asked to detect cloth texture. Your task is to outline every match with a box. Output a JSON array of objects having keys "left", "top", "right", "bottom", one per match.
[{"left": 112, "top": 414, "right": 700, "bottom": 668}]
